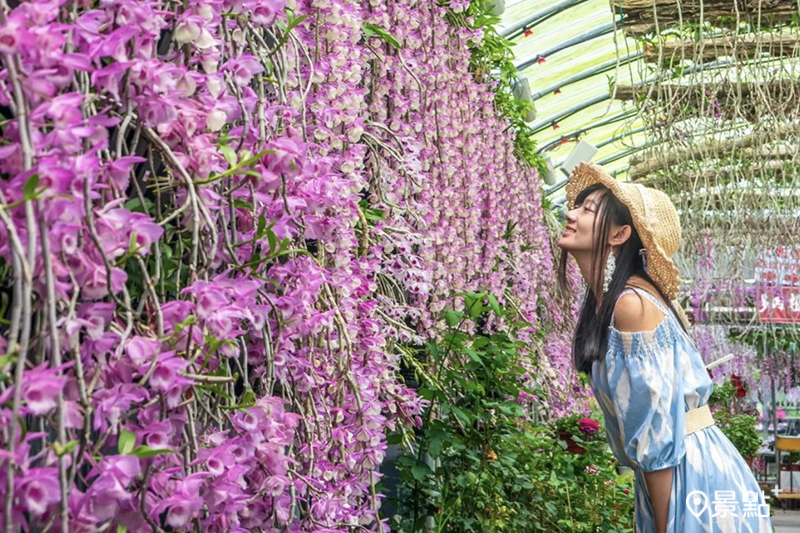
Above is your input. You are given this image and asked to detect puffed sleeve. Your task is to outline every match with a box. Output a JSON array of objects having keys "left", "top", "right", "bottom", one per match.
[{"left": 604, "top": 328, "right": 685, "bottom": 472}]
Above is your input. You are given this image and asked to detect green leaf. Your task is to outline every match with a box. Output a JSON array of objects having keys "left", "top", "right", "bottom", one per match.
[
  {"left": 450, "top": 405, "right": 472, "bottom": 426},
  {"left": 219, "top": 144, "right": 237, "bottom": 167},
  {"left": 464, "top": 348, "right": 483, "bottom": 366},
  {"left": 418, "top": 387, "right": 437, "bottom": 401},
  {"left": 172, "top": 314, "right": 197, "bottom": 337},
  {"left": 198, "top": 383, "right": 234, "bottom": 402},
  {"left": 468, "top": 300, "right": 484, "bottom": 320},
  {"left": 386, "top": 433, "right": 403, "bottom": 445},
  {"left": 124, "top": 197, "right": 144, "bottom": 213},
  {"left": 363, "top": 208, "right": 385, "bottom": 221},
  {"left": 237, "top": 170, "right": 264, "bottom": 179},
  {"left": 498, "top": 402, "right": 523, "bottom": 416},
  {"left": 0, "top": 353, "right": 17, "bottom": 370},
  {"left": 428, "top": 434, "right": 446, "bottom": 458},
  {"left": 118, "top": 429, "right": 136, "bottom": 455},
  {"left": 128, "top": 231, "right": 138, "bottom": 255},
  {"left": 220, "top": 388, "right": 257, "bottom": 410},
  {"left": 473, "top": 336, "right": 490, "bottom": 349},
  {"left": 23, "top": 174, "right": 39, "bottom": 201},
  {"left": 286, "top": 14, "right": 310, "bottom": 36},
  {"left": 277, "top": 237, "right": 290, "bottom": 255},
  {"left": 411, "top": 464, "right": 431, "bottom": 481},
  {"left": 129, "top": 445, "right": 175, "bottom": 458},
  {"left": 266, "top": 228, "right": 278, "bottom": 255},
  {"left": 487, "top": 294, "right": 502, "bottom": 315},
  {"left": 238, "top": 150, "right": 270, "bottom": 169},
  {"left": 271, "top": 14, "right": 311, "bottom": 54},
  {"left": 445, "top": 310, "right": 461, "bottom": 328},
  {"left": 53, "top": 440, "right": 78, "bottom": 457},
  {"left": 256, "top": 216, "right": 268, "bottom": 240},
  {"left": 363, "top": 23, "right": 402, "bottom": 48},
  {"left": 427, "top": 341, "right": 440, "bottom": 361},
  {"left": 117, "top": 526, "right": 127, "bottom": 533}
]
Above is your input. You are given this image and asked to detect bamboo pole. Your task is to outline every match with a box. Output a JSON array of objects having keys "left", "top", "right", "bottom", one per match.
[
  {"left": 628, "top": 124, "right": 800, "bottom": 180},
  {"left": 614, "top": 80, "right": 800, "bottom": 102},
  {"left": 644, "top": 34, "right": 800, "bottom": 63},
  {"left": 617, "top": 0, "right": 799, "bottom": 35}
]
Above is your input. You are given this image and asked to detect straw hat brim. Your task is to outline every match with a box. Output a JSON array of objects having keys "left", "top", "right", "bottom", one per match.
[{"left": 565, "top": 162, "right": 682, "bottom": 302}]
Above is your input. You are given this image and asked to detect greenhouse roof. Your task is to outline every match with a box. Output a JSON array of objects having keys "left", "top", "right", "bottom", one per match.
[{"left": 499, "top": 0, "right": 648, "bottom": 205}]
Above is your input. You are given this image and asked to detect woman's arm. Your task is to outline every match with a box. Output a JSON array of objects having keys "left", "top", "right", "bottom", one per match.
[{"left": 644, "top": 468, "right": 673, "bottom": 533}]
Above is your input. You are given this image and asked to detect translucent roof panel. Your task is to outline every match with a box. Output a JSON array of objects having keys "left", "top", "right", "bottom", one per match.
[{"left": 499, "top": 0, "right": 649, "bottom": 204}]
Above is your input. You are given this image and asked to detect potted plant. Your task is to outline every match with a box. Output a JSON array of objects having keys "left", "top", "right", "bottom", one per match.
[
  {"left": 552, "top": 414, "right": 601, "bottom": 455},
  {"left": 782, "top": 451, "right": 800, "bottom": 471}
]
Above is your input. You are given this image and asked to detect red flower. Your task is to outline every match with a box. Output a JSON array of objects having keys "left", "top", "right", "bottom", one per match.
[
  {"left": 623, "top": 488, "right": 629, "bottom": 495},
  {"left": 524, "top": 29, "right": 533, "bottom": 37},
  {"left": 578, "top": 417, "right": 600, "bottom": 435},
  {"left": 554, "top": 88, "right": 561, "bottom": 95},
  {"left": 536, "top": 56, "right": 546, "bottom": 64},
  {"left": 552, "top": 123, "right": 560, "bottom": 130}
]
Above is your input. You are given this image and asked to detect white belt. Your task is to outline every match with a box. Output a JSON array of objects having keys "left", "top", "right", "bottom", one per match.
[{"left": 686, "top": 404, "right": 715, "bottom": 435}]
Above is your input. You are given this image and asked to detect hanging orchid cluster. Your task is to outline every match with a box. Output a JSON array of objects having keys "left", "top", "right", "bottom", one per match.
[{"left": 0, "top": 0, "right": 567, "bottom": 531}]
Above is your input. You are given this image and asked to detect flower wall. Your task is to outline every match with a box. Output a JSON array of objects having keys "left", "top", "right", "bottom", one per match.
[{"left": 0, "top": 0, "right": 572, "bottom": 531}]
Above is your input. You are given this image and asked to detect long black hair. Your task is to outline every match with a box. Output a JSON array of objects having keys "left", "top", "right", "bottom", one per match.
[{"left": 558, "top": 184, "right": 686, "bottom": 374}]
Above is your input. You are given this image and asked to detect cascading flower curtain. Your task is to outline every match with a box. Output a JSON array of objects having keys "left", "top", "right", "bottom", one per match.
[{"left": 0, "top": 0, "right": 574, "bottom": 530}]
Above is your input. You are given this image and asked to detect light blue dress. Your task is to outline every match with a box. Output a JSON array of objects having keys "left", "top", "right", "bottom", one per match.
[{"left": 592, "top": 288, "right": 773, "bottom": 533}]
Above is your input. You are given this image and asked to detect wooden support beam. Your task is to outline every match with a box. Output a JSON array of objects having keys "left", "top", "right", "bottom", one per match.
[
  {"left": 646, "top": 160, "right": 794, "bottom": 192},
  {"left": 644, "top": 34, "right": 800, "bottom": 63},
  {"left": 614, "top": 80, "right": 800, "bottom": 102},
  {"left": 628, "top": 124, "right": 800, "bottom": 180},
  {"left": 675, "top": 185, "right": 800, "bottom": 209},
  {"left": 617, "top": 0, "right": 799, "bottom": 36}
]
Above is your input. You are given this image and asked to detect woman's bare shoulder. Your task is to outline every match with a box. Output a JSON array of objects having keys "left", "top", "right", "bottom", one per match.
[{"left": 613, "top": 282, "right": 667, "bottom": 333}]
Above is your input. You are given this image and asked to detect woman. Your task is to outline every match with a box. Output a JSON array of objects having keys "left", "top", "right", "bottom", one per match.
[{"left": 557, "top": 163, "right": 772, "bottom": 533}]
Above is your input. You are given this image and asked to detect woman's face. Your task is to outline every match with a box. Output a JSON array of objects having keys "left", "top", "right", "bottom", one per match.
[{"left": 557, "top": 190, "right": 603, "bottom": 254}]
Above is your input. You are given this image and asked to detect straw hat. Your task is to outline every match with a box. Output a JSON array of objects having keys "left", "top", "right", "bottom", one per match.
[{"left": 565, "top": 162, "right": 682, "bottom": 301}]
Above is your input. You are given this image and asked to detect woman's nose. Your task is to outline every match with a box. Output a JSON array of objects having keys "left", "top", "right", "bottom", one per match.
[{"left": 565, "top": 209, "right": 578, "bottom": 223}]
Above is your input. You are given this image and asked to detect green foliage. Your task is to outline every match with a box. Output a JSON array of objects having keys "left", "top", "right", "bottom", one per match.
[
  {"left": 447, "top": 1, "right": 548, "bottom": 176},
  {"left": 709, "top": 380, "right": 762, "bottom": 459},
  {"left": 783, "top": 451, "right": 800, "bottom": 465},
  {"left": 729, "top": 327, "right": 800, "bottom": 357},
  {"left": 388, "top": 293, "right": 634, "bottom": 532},
  {"left": 363, "top": 23, "right": 402, "bottom": 48},
  {"left": 718, "top": 414, "right": 762, "bottom": 459},
  {"left": 708, "top": 380, "right": 737, "bottom": 410}
]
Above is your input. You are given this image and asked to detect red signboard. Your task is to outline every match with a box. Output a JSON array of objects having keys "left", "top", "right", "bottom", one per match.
[{"left": 755, "top": 247, "right": 800, "bottom": 323}]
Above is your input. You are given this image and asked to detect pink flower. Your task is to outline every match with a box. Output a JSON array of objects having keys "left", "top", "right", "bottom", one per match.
[
  {"left": 22, "top": 364, "right": 67, "bottom": 416},
  {"left": 578, "top": 417, "right": 600, "bottom": 435},
  {"left": 104, "top": 156, "right": 145, "bottom": 192},
  {"left": 251, "top": 1, "right": 284, "bottom": 27},
  {"left": 0, "top": 17, "right": 29, "bottom": 54},
  {"left": 126, "top": 336, "right": 161, "bottom": 365},
  {"left": 147, "top": 353, "right": 190, "bottom": 392},
  {"left": 18, "top": 468, "right": 61, "bottom": 516}
]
